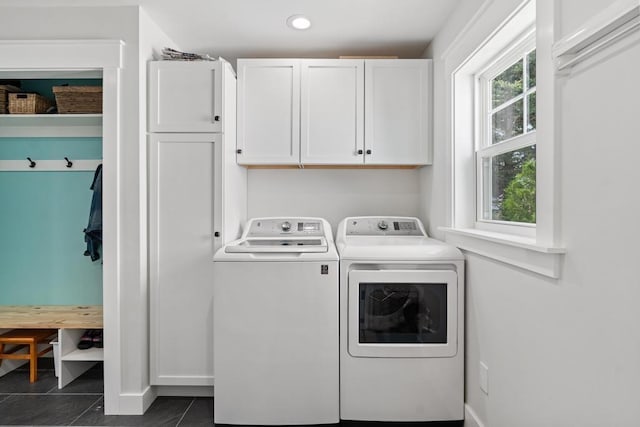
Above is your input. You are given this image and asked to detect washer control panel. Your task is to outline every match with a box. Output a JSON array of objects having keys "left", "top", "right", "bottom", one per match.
[
  {"left": 247, "top": 218, "right": 324, "bottom": 237},
  {"left": 346, "top": 217, "right": 425, "bottom": 236}
]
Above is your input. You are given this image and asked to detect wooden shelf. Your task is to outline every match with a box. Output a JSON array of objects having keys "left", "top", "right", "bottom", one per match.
[
  {"left": 0, "top": 114, "right": 102, "bottom": 137},
  {"left": 61, "top": 346, "right": 103, "bottom": 362},
  {"left": 0, "top": 113, "right": 101, "bottom": 124},
  {"left": 0, "top": 69, "right": 102, "bottom": 80},
  {"left": 244, "top": 164, "right": 420, "bottom": 169}
]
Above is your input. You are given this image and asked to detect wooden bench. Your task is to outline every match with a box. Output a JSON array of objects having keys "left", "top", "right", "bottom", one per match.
[
  {"left": 0, "top": 329, "right": 58, "bottom": 382},
  {"left": 0, "top": 306, "right": 103, "bottom": 385},
  {"left": 0, "top": 305, "right": 103, "bottom": 329}
]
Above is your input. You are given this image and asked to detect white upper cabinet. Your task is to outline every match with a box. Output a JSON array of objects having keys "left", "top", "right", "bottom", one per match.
[
  {"left": 365, "top": 59, "right": 431, "bottom": 165},
  {"left": 149, "top": 61, "right": 223, "bottom": 133},
  {"left": 237, "top": 59, "right": 300, "bottom": 165},
  {"left": 300, "top": 60, "right": 364, "bottom": 165},
  {"left": 236, "top": 58, "right": 432, "bottom": 166}
]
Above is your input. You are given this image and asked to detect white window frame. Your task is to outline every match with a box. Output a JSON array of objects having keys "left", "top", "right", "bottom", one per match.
[
  {"left": 475, "top": 31, "right": 536, "bottom": 237},
  {"left": 441, "top": 0, "right": 565, "bottom": 279}
]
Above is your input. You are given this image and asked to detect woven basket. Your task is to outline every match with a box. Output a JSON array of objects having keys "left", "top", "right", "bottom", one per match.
[
  {"left": 0, "top": 85, "right": 21, "bottom": 114},
  {"left": 52, "top": 86, "right": 102, "bottom": 114},
  {"left": 8, "top": 93, "right": 53, "bottom": 114}
]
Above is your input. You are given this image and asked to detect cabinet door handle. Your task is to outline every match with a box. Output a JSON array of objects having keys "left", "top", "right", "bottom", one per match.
[
  {"left": 366, "top": 149, "right": 372, "bottom": 155},
  {"left": 236, "top": 149, "right": 243, "bottom": 154},
  {"left": 214, "top": 115, "right": 220, "bottom": 122},
  {"left": 357, "top": 149, "right": 363, "bottom": 155},
  {"left": 214, "top": 232, "right": 220, "bottom": 237}
]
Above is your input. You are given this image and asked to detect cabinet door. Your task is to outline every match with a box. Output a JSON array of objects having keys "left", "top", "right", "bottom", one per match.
[
  {"left": 149, "top": 133, "right": 221, "bottom": 386},
  {"left": 300, "top": 60, "right": 364, "bottom": 165},
  {"left": 149, "top": 61, "right": 222, "bottom": 133},
  {"left": 365, "top": 59, "right": 431, "bottom": 165},
  {"left": 237, "top": 59, "right": 300, "bottom": 165}
]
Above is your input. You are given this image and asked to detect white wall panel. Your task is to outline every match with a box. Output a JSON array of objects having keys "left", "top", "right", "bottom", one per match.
[
  {"left": 247, "top": 169, "right": 421, "bottom": 231},
  {"left": 427, "top": 0, "right": 640, "bottom": 425},
  {"left": 559, "top": 0, "right": 615, "bottom": 39}
]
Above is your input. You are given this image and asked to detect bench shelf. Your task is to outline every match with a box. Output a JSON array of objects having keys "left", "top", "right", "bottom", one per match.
[{"left": 0, "top": 305, "right": 103, "bottom": 388}]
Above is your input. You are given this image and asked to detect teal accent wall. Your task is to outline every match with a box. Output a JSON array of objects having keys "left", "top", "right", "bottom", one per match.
[{"left": 0, "top": 137, "right": 103, "bottom": 305}]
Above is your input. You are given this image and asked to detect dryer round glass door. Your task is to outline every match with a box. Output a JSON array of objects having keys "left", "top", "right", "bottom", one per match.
[{"left": 348, "top": 269, "right": 458, "bottom": 358}]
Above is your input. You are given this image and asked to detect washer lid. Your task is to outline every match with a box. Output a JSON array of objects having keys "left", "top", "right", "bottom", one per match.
[
  {"left": 223, "top": 217, "right": 333, "bottom": 254},
  {"left": 225, "top": 236, "right": 328, "bottom": 253}
]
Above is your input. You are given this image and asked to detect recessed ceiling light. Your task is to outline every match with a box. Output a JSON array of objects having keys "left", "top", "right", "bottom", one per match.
[{"left": 287, "top": 15, "right": 311, "bottom": 30}]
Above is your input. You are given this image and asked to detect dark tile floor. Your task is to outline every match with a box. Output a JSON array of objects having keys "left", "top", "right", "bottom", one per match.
[
  {"left": 0, "top": 360, "right": 213, "bottom": 426},
  {"left": 0, "top": 360, "right": 464, "bottom": 427}
]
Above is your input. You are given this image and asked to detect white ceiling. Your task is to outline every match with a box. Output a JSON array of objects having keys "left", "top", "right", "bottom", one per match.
[{"left": 2, "top": 0, "right": 461, "bottom": 64}]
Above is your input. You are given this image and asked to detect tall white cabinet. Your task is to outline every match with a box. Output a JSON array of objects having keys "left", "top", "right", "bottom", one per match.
[
  {"left": 237, "top": 58, "right": 431, "bottom": 166},
  {"left": 148, "top": 59, "right": 246, "bottom": 387}
]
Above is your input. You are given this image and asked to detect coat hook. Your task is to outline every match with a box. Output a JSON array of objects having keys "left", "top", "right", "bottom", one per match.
[
  {"left": 64, "top": 157, "right": 73, "bottom": 168},
  {"left": 27, "top": 157, "right": 36, "bottom": 168}
]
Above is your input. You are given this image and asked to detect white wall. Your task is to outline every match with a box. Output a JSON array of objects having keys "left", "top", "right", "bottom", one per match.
[
  {"left": 427, "top": 0, "right": 640, "bottom": 426},
  {"left": 419, "top": 0, "right": 486, "bottom": 233},
  {"left": 136, "top": 7, "right": 178, "bottom": 408},
  {"left": 0, "top": 5, "right": 173, "bottom": 414},
  {"left": 248, "top": 169, "right": 421, "bottom": 231}
]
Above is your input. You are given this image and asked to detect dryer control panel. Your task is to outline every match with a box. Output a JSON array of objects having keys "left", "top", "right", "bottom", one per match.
[{"left": 345, "top": 217, "right": 426, "bottom": 236}]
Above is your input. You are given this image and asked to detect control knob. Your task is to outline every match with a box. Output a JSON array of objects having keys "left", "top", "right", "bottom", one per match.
[
  {"left": 281, "top": 221, "right": 292, "bottom": 232},
  {"left": 377, "top": 220, "right": 389, "bottom": 231}
]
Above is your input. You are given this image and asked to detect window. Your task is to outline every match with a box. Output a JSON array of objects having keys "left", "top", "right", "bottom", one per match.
[
  {"left": 445, "top": 0, "right": 564, "bottom": 278},
  {"left": 476, "top": 35, "right": 536, "bottom": 234}
]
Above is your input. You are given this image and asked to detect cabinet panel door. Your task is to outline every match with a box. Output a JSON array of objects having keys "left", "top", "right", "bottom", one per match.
[
  {"left": 150, "top": 133, "right": 221, "bottom": 386},
  {"left": 365, "top": 60, "right": 431, "bottom": 165},
  {"left": 237, "top": 59, "right": 300, "bottom": 165},
  {"left": 300, "top": 60, "right": 364, "bottom": 165},
  {"left": 149, "top": 61, "right": 222, "bottom": 133}
]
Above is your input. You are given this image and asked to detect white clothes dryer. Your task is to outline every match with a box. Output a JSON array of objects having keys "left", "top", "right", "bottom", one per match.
[
  {"left": 213, "top": 217, "right": 339, "bottom": 426},
  {"left": 336, "top": 217, "right": 464, "bottom": 424}
]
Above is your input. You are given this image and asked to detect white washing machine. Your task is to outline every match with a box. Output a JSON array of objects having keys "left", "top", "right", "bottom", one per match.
[
  {"left": 213, "top": 217, "right": 339, "bottom": 426},
  {"left": 336, "top": 216, "right": 465, "bottom": 423}
]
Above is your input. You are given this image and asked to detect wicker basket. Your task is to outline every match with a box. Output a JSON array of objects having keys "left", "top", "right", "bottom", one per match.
[
  {"left": 0, "top": 85, "right": 21, "bottom": 114},
  {"left": 8, "top": 93, "right": 54, "bottom": 114},
  {"left": 52, "top": 86, "right": 102, "bottom": 114}
]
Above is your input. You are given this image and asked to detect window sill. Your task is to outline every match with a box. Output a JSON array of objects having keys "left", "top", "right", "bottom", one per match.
[{"left": 439, "top": 227, "right": 566, "bottom": 278}]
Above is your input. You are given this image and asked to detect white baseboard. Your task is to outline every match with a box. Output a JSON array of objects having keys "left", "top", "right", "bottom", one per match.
[
  {"left": 465, "top": 404, "right": 486, "bottom": 427},
  {"left": 142, "top": 386, "right": 157, "bottom": 413},
  {"left": 155, "top": 385, "right": 214, "bottom": 397},
  {"left": 107, "top": 386, "right": 157, "bottom": 415},
  {"left": 99, "top": 384, "right": 214, "bottom": 415}
]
